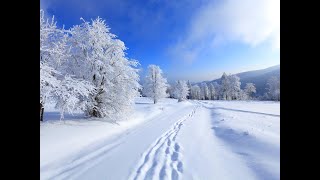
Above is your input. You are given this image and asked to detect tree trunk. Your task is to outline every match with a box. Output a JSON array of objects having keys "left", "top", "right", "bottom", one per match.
[
  {"left": 154, "top": 99, "right": 157, "bottom": 104},
  {"left": 89, "top": 107, "right": 100, "bottom": 117},
  {"left": 92, "top": 109, "right": 98, "bottom": 117},
  {"left": 40, "top": 103, "right": 44, "bottom": 122}
]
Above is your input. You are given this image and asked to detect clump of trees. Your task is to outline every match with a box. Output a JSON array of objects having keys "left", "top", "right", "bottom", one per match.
[
  {"left": 141, "top": 66, "right": 192, "bottom": 104},
  {"left": 188, "top": 73, "right": 279, "bottom": 101},
  {"left": 189, "top": 73, "right": 258, "bottom": 101}
]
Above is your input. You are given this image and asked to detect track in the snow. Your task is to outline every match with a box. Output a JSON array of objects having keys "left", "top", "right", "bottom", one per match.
[{"left": 129, "top": 106, "right": 198, "bottom": 180}]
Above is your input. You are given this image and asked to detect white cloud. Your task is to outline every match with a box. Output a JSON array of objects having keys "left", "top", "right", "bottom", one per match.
[{"left": 169, "top": 0, "right": 280, "bottom": 62}]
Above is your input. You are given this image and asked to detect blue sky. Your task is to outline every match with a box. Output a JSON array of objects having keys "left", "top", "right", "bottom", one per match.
[{"left": 41, "top": 0, "right": 280, "bottom": 83}]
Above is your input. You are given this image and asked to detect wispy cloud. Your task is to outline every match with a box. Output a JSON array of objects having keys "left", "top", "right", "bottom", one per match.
[{"left": 168, "top": 0, "right": 280, "bottom": 62}]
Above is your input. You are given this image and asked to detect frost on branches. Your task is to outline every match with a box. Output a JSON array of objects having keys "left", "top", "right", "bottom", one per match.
[
  {"left": 40, "top": 10, "right": 96, "bottom": 120},
  {"left": 212, "top": 82, "right": 221, "bottom": 100},
  {"left": 190, "top": 85, "right": 201, "bottom": 100},
  {"left": 172, "top": 80, "right": 190, "bottom": 102},
  {"left": 220, "top": 72, "right": 230, "bottom": 100},
  {"left": 200, "top": 83, "right": 209, "bottom": 100},
  {"left": 54, "top": 76, "right": 95, "bottom": 119},
  {"left": 266, "top": 76, "right": 280, "bottom": 101},
  {"left": 68, "top": 17, "right": 140, "bottom": 120},
  {"left": 244, "top": 83, "right": 256, "bottom": 100},
  {"left": 228, "top": 75, "right": 241, "bottom": 100},
  {"left": 142, "top": 65, "right": 169, "bottom": 104},
  {"left": 40, "top": 10, "right": 140, "bottom": 121},
  {"left": 187, "top": 81, "right": 192, "bottom": 99},
  {"left": 40, "top": 9, "right": 64, "bottom": 107},
  {"left": 220, "top": 73, "right": 241, "bottom": 100},
  {"left": 208, "top": 83, "right": 216, "bottom": 100}
]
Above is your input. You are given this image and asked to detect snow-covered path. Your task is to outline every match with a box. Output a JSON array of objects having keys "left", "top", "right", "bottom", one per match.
[
  {"left": 40, "top": 99, "right": 280, "bottom": 180},
  {"left": 41, "top": 100, "right": 197, "bottom": 180},
  {"left": 128, "top": 105, "right": 199, "bottom": 180},
  {"left": 177, "top": 103, "right": 257, "bottom": 180},
  {"left": 75, "top": 103, "right": 197, "bottom": 180}
]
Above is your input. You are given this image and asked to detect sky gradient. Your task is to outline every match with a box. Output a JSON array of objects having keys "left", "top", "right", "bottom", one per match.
[{"left": 41, "top": 0, "right": 280, "bottom": 83}]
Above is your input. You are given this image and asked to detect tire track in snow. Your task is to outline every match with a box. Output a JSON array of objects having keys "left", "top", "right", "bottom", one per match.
[{"left": 129, "top": 106, "right": 199, "bottom": 180}]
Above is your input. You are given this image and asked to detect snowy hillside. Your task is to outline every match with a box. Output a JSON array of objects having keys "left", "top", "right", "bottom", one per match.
[
  {"left": 40, "top": 98, "right": 280, "bottom": 180},
  {"left": 236, "top": 65, "right": 280, "bottom": 95},
  {"left": 202, "top": 65, "right": 280, "bottom": 96}
]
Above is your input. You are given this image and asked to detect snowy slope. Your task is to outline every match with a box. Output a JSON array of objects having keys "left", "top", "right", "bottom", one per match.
[
  {"left": 40, "top": 98, "right": 280, "bottom": 180},
  {"left": 199, "top": 65, "right": 280, "bottom": 96}
]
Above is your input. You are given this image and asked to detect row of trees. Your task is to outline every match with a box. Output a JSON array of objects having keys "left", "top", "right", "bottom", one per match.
[
  {"left": 142, "top": 69, "right": 280, "bottom": 102},
  {"left": 187, "top": 73, "right": 256, "bottom": 100},
  {"left": 147, "top": 69, "right": 280, "bottom": 103},
  {"left": 40, "top": 9, "right": 279, "bottom": 121},
  {"left": 141, "top": 65, "right": 190, "bottom": 103},
  {"left": 141, "top": 64, "right": 197, "bottom": 103},
  {"left": 187, "top": 73, "right": 280, "bottom": 101}
]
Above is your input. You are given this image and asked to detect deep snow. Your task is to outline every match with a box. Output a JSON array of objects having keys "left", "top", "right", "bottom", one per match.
[{"left": 40, "top": 98, "right": 280, "bottom": 180}]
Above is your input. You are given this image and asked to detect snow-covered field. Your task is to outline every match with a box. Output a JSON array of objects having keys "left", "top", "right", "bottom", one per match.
[{"left": 40, "top": 98, "right": 280, "bottom": 180}]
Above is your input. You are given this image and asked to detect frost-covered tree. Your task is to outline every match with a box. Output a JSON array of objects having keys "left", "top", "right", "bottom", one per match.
[
  {"left": 220, "top": 73, "right": 241, "bottom": 100},
  {"left": 212, "top": 82, "right": 221, "bottom": 100},
  {"left": 190, "top": 85, "right": 201, "bottom": 100},
  {"left": 40, "top": 10, "right": 65, "bottom": 119},
  {"left": 200, "top": 83, "right": 209, "bottom": 100},
  {"left": 142, "top": 65, "right": 169, "bottom": 104},
  {"left": 68, "top": 17, "right": 141, "bottom": 119},
  {"left": 266, "top": 76, "right": 280, "bottom": 101},
  {"left": 40, "top": 62, "right": 60, "bottom": 121},
  {"left": 53, "top": 76, "right": 95, "bottom": 119},
  {"left": 208, "top": 83, "right": 216, "bottom": 100},
  {"left": 172, "top": 80, "right": 190, "bottom": 102},
  {"left": 229, "top": 75, "right": 241, "bottom": 100},
  {"left": 239, "top": 90, "right": 249, "bottom": 100},
  {"left": 166, "top": 85, "right": 174, "bottom": 98},
  {"left": 220, "top": 72, "right": 230, "bottom": 100},
  {"left": 40, "top": 10, "right": 140, "bottom": 121},
  {"left": 187, "top": 80, "right": 192, "bottom": 99},
  {"left": 40, "top": 10, "right": 95, "bottom": 121},
  {"left": 244, "top": 83, "right": 256, "bottom": 100}
]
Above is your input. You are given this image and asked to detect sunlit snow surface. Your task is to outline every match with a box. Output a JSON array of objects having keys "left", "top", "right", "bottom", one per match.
[{"left": 40, "top": 98, "right": 279, "bottom": 180}]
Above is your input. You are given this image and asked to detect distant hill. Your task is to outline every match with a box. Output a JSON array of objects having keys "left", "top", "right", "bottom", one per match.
[{"left": 196, "top": 65, "right": 280, "bottom": 96}]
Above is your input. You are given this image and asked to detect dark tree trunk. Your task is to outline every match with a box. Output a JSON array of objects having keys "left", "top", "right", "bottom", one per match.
[
  {"left": 89, "top": 92, "right": 102, "bottom": 118},
  {"left": 40, "top": 103, "right": 44, "bottom": 121},
  {"left": 154, "top": 99, "right": 157, "bottom": 104},
  {"left": 92, "top": 109, "right": 99, "bottom": 117},
  {"left": 87, "top": 107, "right": 100, "bottom": 117}
]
